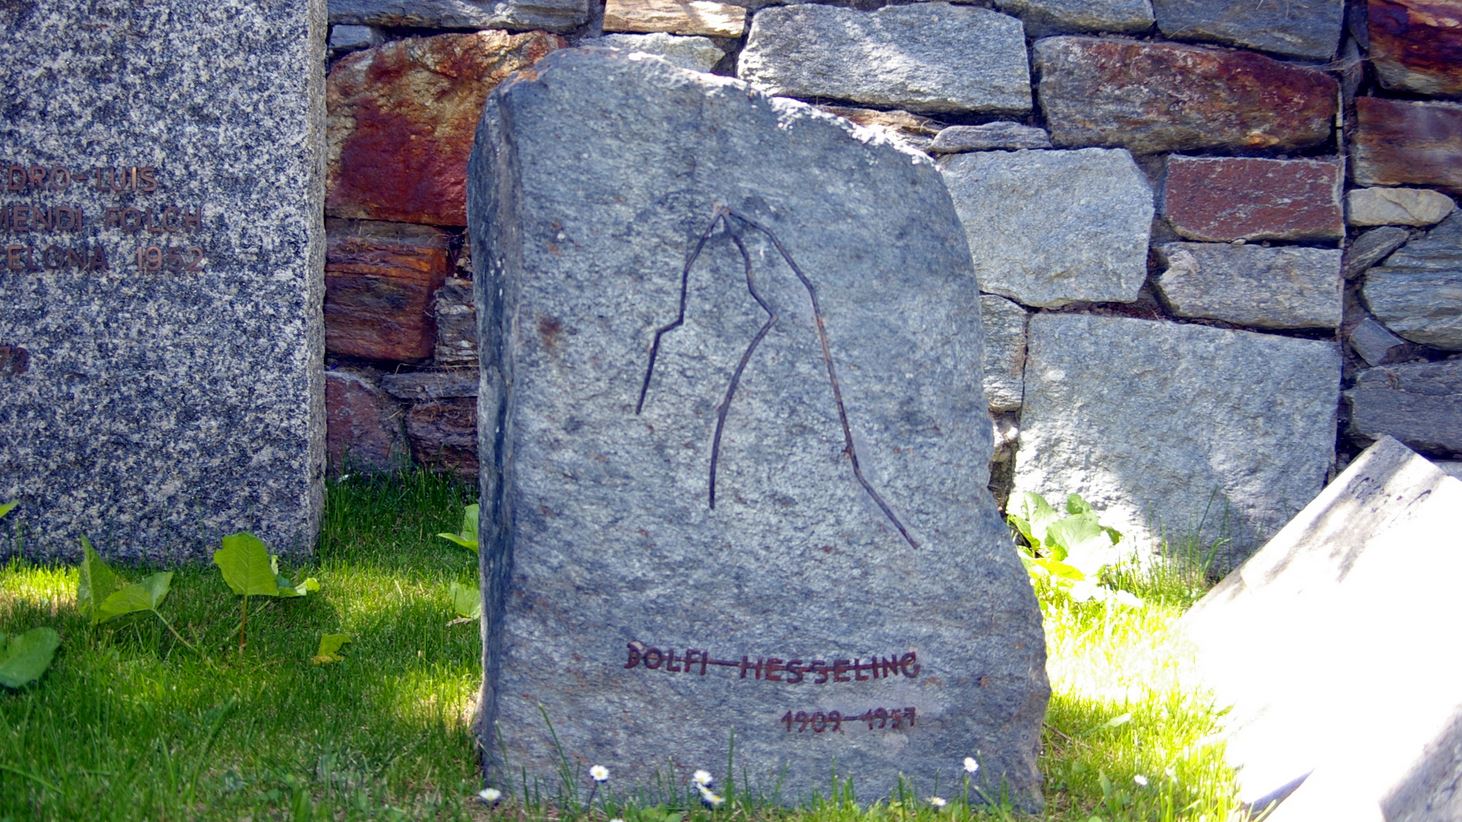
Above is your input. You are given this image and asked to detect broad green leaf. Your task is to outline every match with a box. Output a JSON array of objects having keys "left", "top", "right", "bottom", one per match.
[
  {"left": 0, "top": 501, "right": 16, "bottom": 520},
  {"left": 0, "top": 627, "right": 61, "bottom": 689},
  {"left": 450, "top": 581, "right": 482, "bottom": 619},
  {"left": 78, "top": 537, "right": 124, "bottom": 624},
  {"left": 1009, "top": 492, "right": 1061, "bottom": 546},
  {"left": 95, "top": 572, "right": 173, "bottom": 624},
  {"left": 214, "top": 533, "right": 283, "bottom": 597},
  {"left": 1032, "top": 557, "right": 1086, "bottom": 582},
  {"left": 437, "top": 504, "right": 480, "bottom": 553},
  {"left": 1007, "top": 514, "right": 1035, "bottom": 549},
  {"left": 276, "top": 574, "right": 319, "bottom": 598},
  {"left": 1048, "top": 514, "right": 1119, "bottom": 578},
  {"left": 311, "top": 633, "right": 350, "bottom": 665},
  {"left": 1065, "top": 493, "right": 1093, "bottom": 516}
]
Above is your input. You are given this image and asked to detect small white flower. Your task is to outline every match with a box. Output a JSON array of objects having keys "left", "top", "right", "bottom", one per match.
[
  {"left": 693, "top": 769, "right": 714, "bottom": 787},
  {"left": 590, "top": 764, "right": 610, "bottom": 783},
  {"left": 928, "top": 796, "right": 947, "bottom": 809},
  {"left": 697, "top": 783, "right": 724, "bottom": 808},
  {"left": 478, "top": 787, "right": 502, "bottom": 803},
  {"left": 1133, "top": 774, "right": 1149, "bottom": 787},
  {"left": 963, "top": 756, "right": 979, "bottom": 774}
]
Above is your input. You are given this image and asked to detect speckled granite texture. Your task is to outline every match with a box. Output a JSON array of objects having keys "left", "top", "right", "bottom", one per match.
[
  {"left": 0, "top": 1, "right": 326, "bottom": 562},
  {"left": 470, "top": 50, "right": 1048, "bottom": 809}
]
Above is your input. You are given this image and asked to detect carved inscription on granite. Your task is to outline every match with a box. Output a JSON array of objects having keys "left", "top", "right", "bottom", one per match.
[{"left": 2, "top": 162, "right": 207, "bottom": 275}]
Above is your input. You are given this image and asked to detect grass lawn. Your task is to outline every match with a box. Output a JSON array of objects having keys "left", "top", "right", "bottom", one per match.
[{"left": 1, "top": 473, "right": 1247, "bottom": 821}]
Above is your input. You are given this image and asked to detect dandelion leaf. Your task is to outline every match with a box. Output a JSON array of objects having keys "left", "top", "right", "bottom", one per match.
[
  {"left": 450, "top": 581, "right": 482, "bottom": 619},
  {"left": 437, "top": 504, "right": 480, "bottom": 553},
  {"left": 96, "top": 572, "right": 173, "bottom": 624},
  {"left": 0, "top": 501, "right": 16, "bottom": 520},
  {"left": 0, "top": 627, "right": 61, "bottom": 688}
]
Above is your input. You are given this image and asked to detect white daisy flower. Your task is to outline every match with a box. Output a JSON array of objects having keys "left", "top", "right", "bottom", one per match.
[
  {"left": 697, "top": 783, "right": 724, "bottom": 808},
  {"left": 693, "top": 769, "right": 713, "bottom": 787},
  {"left": 963, "top": 756, "right": 979, "bottom": 774},
  {"left": 478, "top": 787, "right": 502, "bottom": 803},
  {"left": 590, "top": 764, "right": 610, "bottom": 783},
  {"left": 1133, "top": 774, "right": 1149, "bottom": 787},
  {"left": 928, "top": 796, "right": 947, "bottom": 808}
]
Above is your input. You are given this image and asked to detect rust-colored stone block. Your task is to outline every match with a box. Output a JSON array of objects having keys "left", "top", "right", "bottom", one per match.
[
  {"left": 1163, "top": 156, "right": 1345, "bottom": 242},
  {"left": 407, "top": 399, "right": 478, "bottom": 478},
  {"left": 1353, "top": 97, "right": 1462, "bottom": 196},
  {"left": 326, "top": 31, "right": 564, "bottom": 226},
  {"left": 325, "top": 219, "right": 455, "bottom": 361},
  {"left": 603, "top": 0, "right": 746, "bottom": 37},
  {"left": 326, "top": 370, "right": 409, "bottom": 474},
  {"left": 1369, "top": 0, "right": 1462, "bottom": 97},
  {"left": 1035, "top": 36, "right": 1337, "bottom": 154}
]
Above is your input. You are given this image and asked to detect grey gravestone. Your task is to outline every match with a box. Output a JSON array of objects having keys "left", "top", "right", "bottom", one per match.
[
  {"left": 0, "top": 2, "right": 326, "bottom": 562},
  {"left": 1182, "top": 437, "right": 1462, "bottom": 819},
  {"left": 470, "top": 49, "right": 1048, "bottom": 808}
]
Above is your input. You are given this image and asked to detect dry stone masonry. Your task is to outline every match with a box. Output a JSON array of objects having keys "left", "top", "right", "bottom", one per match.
[
  {"left": 469, "top": 49, "right": 1048, "bottom": 807},
  {"left": 317, "top": 0, "right": 1462, "bottom": 572},
  {"left": 1, "top": 1, "right": 327, "bottom": 562}
]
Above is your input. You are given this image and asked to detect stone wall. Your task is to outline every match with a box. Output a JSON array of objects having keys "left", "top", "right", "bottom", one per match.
[{"left": 320, "top": 0, "right": 1461, "bottom": 567}]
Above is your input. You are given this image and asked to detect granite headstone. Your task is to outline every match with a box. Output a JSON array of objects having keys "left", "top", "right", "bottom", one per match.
[
  {"left": 469, "top": 49, "right": 1048, "bottom": 807},
  {"left": 0, "top": 2, "right": 326, "bottom": 561},
  {"left": 1182, "top": 436, "right": 1462, "bottom": 819}
]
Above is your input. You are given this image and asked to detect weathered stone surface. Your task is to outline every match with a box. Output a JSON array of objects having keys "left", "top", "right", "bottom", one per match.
[
  {"left": 325, "top": 219, "right": 454, "bottom": 362},
  {"left": 818, "top": 106, "right": 940, "bottom": 151},
  {"left": 1036, "top": 37, "right": 1337, "bottom": 154},
  {"left": 992, "top": 0, "right": 1153, "bottom": 35},
  {"left": 326, "top": 370, "right": 408, "bottom": 474},
  {"left": 1163, "top": 156, "right": 1345, "bottom": 242},
  {"left": 434, "top": 277, "right": 479, "bottom": 367},
  {"left": 1013, "top": 315, "right": 1340, "bottom": 569},
  {"left": 930, "top": 123, "right": 1051, "bottom": 153},
  {"left": 1344, "top": 226, "right": 1412, "bottom": 280},
  {"left": 326, "top": 31, "right": 563, "bottom": 227},
  {"left": 603, "top": 0, "right": 746, "bottom": 37},
  {"left": 1353, "top": 97, "right": 1462, "bottom": 196},
  {"left": 1347, "top": 187, "right": 1456, "bottom": 227},
  {"left": 1348, "top": 316, "right": 1415, "bottom": 366},
  {"left": 470, "top": 49, "right": 1047, "bottom": 807},
  {"left": 581, "top": 33, "right": 726, "bottom": 72},
  {"left": 939, "top": 149, "right": 1152, "bottom": 308},
  {"left": 1182, "top": 437, "right": 1462, "bottom": 815},
  {"left": 981, "top": 296, "right": 1028, "bottom": 412},
  {"left": 381, "top": 370, "right": 478, "bottom": 401},
  {"left": 1152, "top": 0, "right": 1344, "bottom": 59},
  {"left": 406, "top": 399, "right": 477, "bottom": 477},
  {"left": 0, "top": 1, "right": 325, "bottom": 562},
  {"left": 1369, "top": 0, "right": 1462, "bottom": 97},
  {"left": 740, "top": 4, "right": 1031, "bottom": 114},
  {"left": 330, "top": 0, "right": 589, "bottom": 32},
  {"left": 1348, "top": 359, "right": 1462, "bottom": 454},
  {"left": 1155, "top": 243, "right": 1342, "bottom": 330},
  {"left": 1362, "top": 212, "right": 1462, "bottom": 350},
  {"left": 329, "top": 24, "right": 381, "bottom": 53}
]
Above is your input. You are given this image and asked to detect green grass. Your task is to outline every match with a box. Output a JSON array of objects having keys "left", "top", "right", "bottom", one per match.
[{"left": 2, "top": 477, "right": 1246, "bottom": 820}]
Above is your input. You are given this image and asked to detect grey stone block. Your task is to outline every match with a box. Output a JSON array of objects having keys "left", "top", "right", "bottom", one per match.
[
  {"left": 329, "top": 0, "right": 589, "bottom": 32},
  {"left": 1343, "top": 226, "right": 1411, "bottom": 280},
  {"left": 738, "top": 3, "right": 1031, "bottom": 115},
  {"left": 1347, "top": 316, "right": 1413, "bottom": 367},
  {"left": 1013, "top": 315, "right": 1340, "bottom": 571},
  {"left": 470, "top": 48, "right": 1047, "bottom": 809},
  {"left": 1183, "top": 437, "right": 1462, "bottom": 818},
  {"left": 1362, "top": 212, "right": 1462, "bottom": 351},
  {"left": 1348, "top": 359, "right": 1462, "bottom": 455},
  {"left": 981, "top": 295, "right": 1028, "bottom": 412},
  {"left": 329, "top": 24, "right": 381, "bottom": 53},
  {"left": 1154, "top": 243, "right": 1342, "bottom": 330},
  {"left": 580, "top": 33, "right": 727, "bottom": 72},
  {"left": 930, "top": 123, "right": 1052, "bottom": 154},
  {"left": 380, "top": 370, "right": 479, "bottom": 401},
  {"left": 993, "top": 0, "right": 1153, "bottom": 36},
  {"left": 1151, "top": 0, "right": 1345, "bottom": 59},
  {"left": 0, "top": 1, "right": 326, "bottom": 562},
  {"left": 1348, "top": 187, "right": 1456, "bottom": 227},
  {"left": 938, "top": 149, "right": 1153, "bottom": 308}
]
